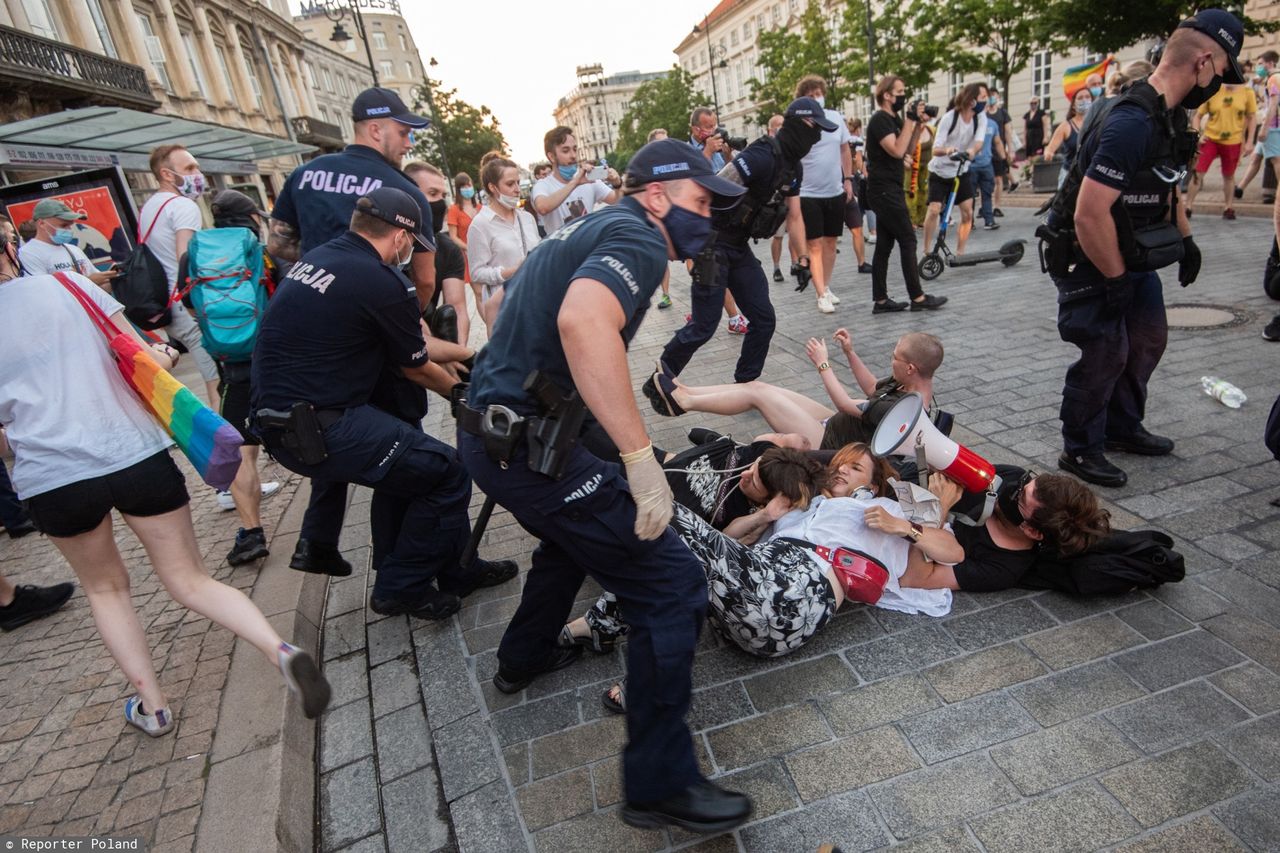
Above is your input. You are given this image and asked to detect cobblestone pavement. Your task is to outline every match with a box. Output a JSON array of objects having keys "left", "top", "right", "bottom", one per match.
[
  {"left": 0, "top": 377, "right": 301, "bottom": 852},
  {"left": 317, "top": 206, "right": 1280, "bottom": 852}
]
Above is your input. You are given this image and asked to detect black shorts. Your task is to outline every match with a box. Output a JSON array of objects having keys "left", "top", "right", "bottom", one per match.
[
  {"left": 217, "top": 360, "right": 259, "bottom": 445},
  {"left": 993, "top": 157, "right": 1009, "bottom": 177},
  {"left": 25, "top": 451, "right": 190, "bottom": 537},
  {"left": 800, "top": 194, "right": 847, "bottom": 239},
  {"left": 844, "top": 196, "right": 864, "bottom": 230},
  {"left": 927, "top": 172, "right": 975, "bottom": 206}
]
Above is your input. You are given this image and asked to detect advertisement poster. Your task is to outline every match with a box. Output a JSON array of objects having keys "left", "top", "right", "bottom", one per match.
[{"left": 1, "top": 167, "right": 137, "bottom": 271}]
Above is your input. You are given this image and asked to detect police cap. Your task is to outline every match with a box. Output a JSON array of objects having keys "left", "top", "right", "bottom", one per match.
[
  {"left": 784, "top": 97, "right": 839, "bottom": 131},
  {"left": 622, "top": 138, "right": 746, "bottom": 210},
  {"left": 1177, "top": 9, "right": 1245, "bottom": 84},
  {"left": 352, "top": 87, "right": 431, "bottom": 128},
  {"left": 356, "top": 187, "right": 432, "bottom": 249}
]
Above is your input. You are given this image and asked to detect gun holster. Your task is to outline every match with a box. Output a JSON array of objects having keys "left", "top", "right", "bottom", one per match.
[
  {"left": 690, "top": 238, "right": 720, "bottom": 288},
  {"left": 522, "top": 371, "right": 586, "bottom": 480},
  {"left": 255, "top": 403, "right": 328, "bottom": 466},
  {"left": 1035, "top": 223, "right": 1074, "bottom": 277}
]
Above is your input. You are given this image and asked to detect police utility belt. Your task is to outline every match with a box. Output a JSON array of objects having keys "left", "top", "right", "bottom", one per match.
[
  {"left": 457, "top": 371, "right": 586, "bottom": 480},
  {"left": 252, "top": 403, "right": 340, "bottom": 466}
]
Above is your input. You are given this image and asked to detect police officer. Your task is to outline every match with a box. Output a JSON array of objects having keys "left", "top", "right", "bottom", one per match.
[
  {"left": 649, "top": 98, "right": 834, "bottom": 392},
  {"left": 251, "top": 187, "right": 516, "bottom": 619},
  {"left": 1047, "top": 10, "right": 1239, "bottom": 487},
  {"left": 457, "top": 139, "right": 752, "bottom": 833}
]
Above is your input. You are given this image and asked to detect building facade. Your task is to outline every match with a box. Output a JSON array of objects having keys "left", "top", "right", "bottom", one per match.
[
  {"left": 295, "top": 38, "right": 376, "bottom": 155},
  {"left": 552, "top": 65, "right": 667, "bottom": 161},
  {"left": 294, "top": 2, "right": 424, "bottom": 117}
]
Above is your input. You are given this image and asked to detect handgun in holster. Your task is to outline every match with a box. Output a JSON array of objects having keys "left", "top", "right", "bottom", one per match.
[
  {"left": 690, "top": 234, "right": 719, "bottom": 288},
  {"left": 255, "top": 402, "right": 328, "bottom": 465},
  {"left": 522, "top": 371, "right": 586, "bottom": 480},
  {"left": 1034, "top": 223, "right": 1074, "bottom": 278}
]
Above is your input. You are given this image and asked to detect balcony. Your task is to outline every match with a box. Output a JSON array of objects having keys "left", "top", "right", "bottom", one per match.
[
  {"left": 290, "top": 115, "right": 345, "bottom": 151},
  {"left": 0, "top": 25, "right": 160, "bottom": 111}
]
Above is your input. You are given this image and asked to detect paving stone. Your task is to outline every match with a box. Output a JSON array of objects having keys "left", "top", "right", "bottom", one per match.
[
  {"left": 740, "top": 789, "right": 888, "bottom": 853},
  {"left": 1210, "top": 663, "right": 1280, "bottom": 714},
  {"left": 1203, "top": 613, "right": 1280, "bottom": 672},
  {"left": 322, "top": 653, "right": 369, "bottom": 709},
  {"left": 419, "top": 648, "right": 479, "bottom": 732},
  {"left": 503, "top": 743, "right": 529, "bottom": 787},
  {"left": 334, "top": 836, "right": 387, "bottom": 853},
  {"left": 688, "top": 681, "right": 756, "bottom": 732},
  {"left": 1112, "top": 815, "right": 1246, "bottom": 853},
  {"left": 1112, "top": 630, "right": 1244, "bottom": 691},
  {"left": 783, "top": 725, "right": 919, "bottom": 802},
  {"left": 817, "top": 673, "right": 941, "bottom": 736},
  {"left": 530, "top": 716, "right": 628, "bottom": 780},
  {"left": 1009, "top": 661, "right": 1147, "bottom": 727},
  {"left": 323, "top": 610, "right": 367, "bottom": 661},
  {"left": 898, "top": 691, "right": 1039, "bottom": 764},
  {"left": 450, "top": 779, "right": 526, "bottom": 853},
  {"left": 382, "top": 766, "right": 449, "bottom": 853},
  {"left": 320, "top": 757, "right": 380, "bottom": 852},
  {"left": 943, "top": 600, "right": 1058, "bottom": 650},
  {"left": 374, "top": 704, "right": 432, "bottom": 784},
  {"left": 368, "top": 656, "right": 419, "bottom": 718},
  {"left": 922, "top": 643, "right": 1047, "bottom": 701},
  {"left": 742, "top": 655, "right": 857, "bottom": 711},
  {"left": 1030, "top": 589, "right": 1148, "bottom": 623},
  {"left": 1152, "top": 581, "right": 1230, "bottom": 622},
  {"left": 870, "top": 754, "right": 1020, "bottom": 838},
  {"left": 1105, "top": 681, "right": 1250, "bottom": 753},
  {"left": 532, "top": 808, "right": 666, "bottom": 853},
  {"left": 433, "top": 713, "right": 502, "bottom": 802},
  {"left": 515, "top": 767, "right": 593, "bottom": 831},
  {"left": 843, "top": 626, "right": 962, "bottom": 680},
  {"left": 1115, "top": 600, "right": 1195, "bottom": 640},
  {"left": 1101, "top": 741, "right": 1252, "bottom": 828},
  {"left": 708, "top": 759, "right": 799, "bottom": 823},
  {"left": 1022, "top": 613, "right": 1145, "bottom": 670},
  {"left": 365, "top": 615, "right": 411, "bottom": 667},
  {"left": 878, "top": 826, "right": 981, "bottom": 853},
  {"left": 321, "top": 699, "right": 374, "bottom": 773},
  {"left": 1214, "top": 788, "right": 1280, "bottom": 852},
  {"left": 989, "top": 716, "right": 1139, "bottom": 796},
  {"left": 969, "top": 783, "right": 1139, "bottom": 853},
  {"left": 706, "top": 704, "right": 830, "bottom": 771},
  {"left": 1218, "top": 712, "right": 1280, "bottom": 780},
  {"left": 491, "top": 691, "right": 579, "bottom": 746}
]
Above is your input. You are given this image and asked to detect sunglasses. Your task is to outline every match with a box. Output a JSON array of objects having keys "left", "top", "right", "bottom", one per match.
[{"left": 1015, "top": 469, "right": 1037, "bottom": 512}]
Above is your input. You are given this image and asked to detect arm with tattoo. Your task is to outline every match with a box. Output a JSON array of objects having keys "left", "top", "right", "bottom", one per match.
[{"left": 267, "top": 218, "right": 301, "bottom": 263}]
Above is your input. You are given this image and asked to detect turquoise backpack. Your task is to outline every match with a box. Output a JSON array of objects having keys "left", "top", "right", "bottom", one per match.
[{"left": 181, "top": 227, "right": 268, "bottom": 363}]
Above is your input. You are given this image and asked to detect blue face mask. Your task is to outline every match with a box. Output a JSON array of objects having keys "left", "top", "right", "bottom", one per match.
[
  {"left": 51, "top": 227, "right": 75, "bottom": 245},
  {"left": 460, "top": 186, "right": 475, "bottom": 199},
  {"left": 557, "top": 164, "right": 577, "bottom": 181},
  {"left": 974, "top": 100, "right": 987, "bottom": 112},
  {"left": 661, "top": 197, "right": 713, "bottom": 261},
  {"left": 1089, "top": 86, "right": 1103, "bottom": 98}
]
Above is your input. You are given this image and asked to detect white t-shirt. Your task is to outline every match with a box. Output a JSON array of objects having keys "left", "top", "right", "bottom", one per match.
[
  {"left": 530, "top": 174, "right": 612, "bottom": 235},
  {"left": 0, "top": 272, "right": 172, "bottom": 498},
  {"left": 18, "top": 239, "right": 97, "bottom": 278},
  {"left": 137, "top": 192, "right": 202, "bottom": 286},
  {"left": 929, "top": 110, "right": 989, "bottom": 179},
  {"left": 799, "top": 108, "right": 853, "bottom": 197}
]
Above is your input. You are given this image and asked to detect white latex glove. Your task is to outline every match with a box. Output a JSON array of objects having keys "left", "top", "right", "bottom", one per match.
[{"left": 620, "top": 444, "right": 674, "bottom": 540}]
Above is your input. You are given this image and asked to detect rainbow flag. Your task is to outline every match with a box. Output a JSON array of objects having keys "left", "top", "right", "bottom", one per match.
[{"left": 1063, "top": 56, "right": 1114, "bottom": 101}]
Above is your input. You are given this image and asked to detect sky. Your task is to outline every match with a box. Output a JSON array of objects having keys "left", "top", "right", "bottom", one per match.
[{"left": 292, "top": 0, "right": 708, "bottom": 167}]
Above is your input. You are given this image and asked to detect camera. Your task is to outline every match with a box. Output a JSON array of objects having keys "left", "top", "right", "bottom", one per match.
[
  {"left": 715, "top": 127, "right": 748, "bottom": 151},
  {"left": 913, "top": 100, "right": 940, "bottom": 119}
]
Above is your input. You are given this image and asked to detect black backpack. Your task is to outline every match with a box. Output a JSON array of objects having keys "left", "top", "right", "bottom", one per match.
[
  {"left": 1021, "top": 530, "right": 1185, "bottom": 596},
  {"left": 722, "top": 135, "right": 796, "bottom": 240},
  {"left": 115, "top": 196, "right": 180, "bottom": 330},
  {"left": 1266, "top": 393, "right": 1280, "bottom": 461}
]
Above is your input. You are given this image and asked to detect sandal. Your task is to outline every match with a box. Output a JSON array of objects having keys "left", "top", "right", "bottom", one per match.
[
  {"left": 601, "top": 682, "right": 626, "bottom": 714},
  {"left": 558, "top": 623, "right": 617, "bottom": 655}
]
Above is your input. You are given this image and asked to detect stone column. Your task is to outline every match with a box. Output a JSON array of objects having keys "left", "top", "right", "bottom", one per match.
[
  {"left": 152, "top": 0, "right": 197, "bottom": 98},
  {"left": 192, "top": 7, "right": 232, "bottom": 107}
]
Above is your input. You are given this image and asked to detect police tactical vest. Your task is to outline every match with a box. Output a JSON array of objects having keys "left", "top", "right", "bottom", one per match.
[{"left": 719, "top": 135, "right": 796, "bottom": 240}]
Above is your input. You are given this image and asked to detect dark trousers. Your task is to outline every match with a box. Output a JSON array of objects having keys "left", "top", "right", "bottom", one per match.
[
  {"left": 1056, "top": 270, "right": 1167, "bottom": 456},
  {"left": 0, "top": 459, "right": 29, "bottom": 530},
  {"left": 866, "top": 186, "right": 924, "bottom": 302},
  {"left": 300, "top": 479, "right": 348, "bottom": 547},
  {"left": 971, "top": 162, "right": 996, "bottom": 225},
  {"left": 458, "top": 430, "right": 706, "bottom": 803},
  {"left": 660, "top": 241, "right": 776, "bottom": 383},
  {"left": 265, "top": 405, "right": 472, "bottom": 602}
]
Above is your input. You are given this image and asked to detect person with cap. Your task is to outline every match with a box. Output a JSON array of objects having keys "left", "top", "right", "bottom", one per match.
[
  {"left": 1044, "top": 9, "right": 1239, "bottom": 487},
  {"left": 251, "top": 187, "right": 518, "bottom": 620},
  {"left": 457, "top": 138, "right": 752, "bottom": 833},
  {"left": 644, "top": 97, "right": 832, "bottom": 399},
  {"left": 17, "top": 199, "right": 118, "bottom": 290}
]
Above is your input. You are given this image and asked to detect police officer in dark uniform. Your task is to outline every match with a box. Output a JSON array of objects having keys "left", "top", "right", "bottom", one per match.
[
  {"left": 1044, "top": 10, "right": 1240, "bottom": 487},
  {"left": 251, "top": 187, "right": 516, "bottom": 619},
  {"left": 648, "top": 98, "right": 833, "bottom": 390},
  {"left": 457, "top": 140, "right": 753, "bottom": 833}
]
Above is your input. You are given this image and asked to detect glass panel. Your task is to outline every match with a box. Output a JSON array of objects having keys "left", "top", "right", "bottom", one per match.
[
  {"left": 182, "top": 32, "right": 208, "bottom": 100},
  {"left": 139, "top": 17, "right": 172, "bottom": 93},
  {"left": 84, "top": 0, "right": 116, "bottom": 57},
  {"left": 21, "top": 0, "right": 58, "bottom": 40}
]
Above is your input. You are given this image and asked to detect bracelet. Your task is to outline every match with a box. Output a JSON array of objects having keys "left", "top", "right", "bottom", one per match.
[
  {"left": 902, "top": 522, "right": 923, "bottom": 543},
  {"left": 816, "top": 361, "right": 831, "bottom": 372}
]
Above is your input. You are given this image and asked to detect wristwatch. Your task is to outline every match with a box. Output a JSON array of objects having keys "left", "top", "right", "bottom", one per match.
[
  {"left": 903, "top": 522, "right": 924, "bottom": 543},
  {"left": 816, "top": 361, "right": 831, "bottom": 372}
]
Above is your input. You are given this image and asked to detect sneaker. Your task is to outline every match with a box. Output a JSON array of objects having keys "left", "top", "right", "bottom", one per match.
[
  {"left": 1058, "top": 451, "right": 1127, "bottom": 488},
  {"left": 216, "top": 490, "right": 235, "bottom": 511},
  {"left": 370, "top": 589, "right": 461, "bottom": 621},
  {"left": 124, "top": 695, "right": 174, "bottom": 737},
  {"left": 857, "top": 262, "right": 872, "bottom": 274},
  {"left": 866, "top": 233, "right": 876, "bottom": 244},
  {"left": 772, "top": 267, "right": 784, "bottom": 282},
  {"left": 260, "top": 481, "right": 281, "bottom": 500},
  {"left": 910, "top": 294, "right": 949, "bottom": 311},
  {"left": 983, "top": 221, "right": 1001, "bottom": 230},
  {"left": 1263, "top": 315, "right": 1280, "bottom": 341},
  {"left": 726, "top": 315, "right": 749, "bottom": 335},
  {"left": 439, "top": 558, "right": 519, "bottom": 598},
  {"left": 827, "top": 291, "right": 841, "bottom": 305},
  {"left": 642, "top": 370, "right": 686, "bottom": 417},
  {"left": 1234, "top": 185, "right": 1245, "bottom": 200},
  {"left": 226, "top": 527, "right": 269, "bottom": 566},
  {"left": 0, "top": 582, "right": 74, "bottom": 631},
  {"left": 277, "top": 642, "right": 332, "bottom": 719},
  {"left": 816, "top": 294, "right": 836, "bottom": 314},
  {"left": 1007, "top": 181, "right": 1019, "bottom": 193},
  {"left": 657, "top": 294, "right": 672, "bottom": 309},
  {"left": 993, "top": 208, "right": 1005, "bottom": 217},
  {"left": 872, "top": 299, "right": 908, "bottom": 314},
  {"left": 1223, "top": 208, "right": 1237, "bottom": 220}
]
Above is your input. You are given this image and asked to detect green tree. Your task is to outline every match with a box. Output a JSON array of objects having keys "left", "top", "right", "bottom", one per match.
[
  {"left": 410, "top": 77, "right": 507, "bottom": 180},
  {"left": 944, "top": 0, "right": 1068, "bottom": 102},
  {"left": 748, "top": 0, "right": 852, "bottom": 125},
  {"left": 1047, "top": 0, "right": 1280, "bottom": 55},
  {"left": 838, "top": 0, "right": 955, "bottom": 98},
  {"left": 614, "top": 66, "right": 709, "bottom": 166}
]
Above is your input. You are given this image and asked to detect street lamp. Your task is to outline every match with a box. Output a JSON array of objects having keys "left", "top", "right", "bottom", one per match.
[
  {"left": 692, "top": 17, "right": 729, "bottom": 115},
  {"left": 415, "top": 57, "right": 452, "bottom": 181},
  {"left": 322, "top": 0, "right": 379, "bottom": 87}
]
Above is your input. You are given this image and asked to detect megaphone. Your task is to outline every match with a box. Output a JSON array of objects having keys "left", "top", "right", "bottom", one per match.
[{"left": 869, "top": 393, "right": 996, "bottom": 493}]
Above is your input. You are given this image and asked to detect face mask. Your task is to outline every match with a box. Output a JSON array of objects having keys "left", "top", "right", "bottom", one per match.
[
  {"left": 394, "top": 232, "right": 413, "bottom": 268},
  {"left": 996, "top": 477, "right": 1026, "bottom": 526},
  {"left": 1078, "top": 98, "right": 1093, "bottom": 113},
  {"left": 171, "top": 170, "right": 206, "bottom": 200},
  {"left": 661, "top": 196, "right": 712, "bottom": 261},
  {"left": 893, "top": 94, "right": 907, "bottom": 114},
  {"left": 498, "top": 193, "right": 520, "bottom": 209},
  {"left": 428, "top": 199, "right": 447, "bottom": 230},
  {"left": 814, "top": 95, "right": 825, "bottom": 107},
  {"left": 557, "top": 164, "right": 577, "bottom": 181},
  {"left": 1089, "top": 86, "right": 1103, "bottom": 98},
  {"left": 1182, "top": 59, "right": 1224, "bottom": 109},
  {"left": 1257, "top": 64, "right": 1268, "bottom": 78},
  {"left": 51, "top": 227, "right": 76, "bottom": 245},
  {"left": 973, "top": 100, "right": 987, "bottom": 112},
  {"left": 460, "top": 186, "right": 475, "bottom": 200}
]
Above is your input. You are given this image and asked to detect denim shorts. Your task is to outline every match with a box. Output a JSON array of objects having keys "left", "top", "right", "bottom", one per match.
[{"left": 25, "top": 451, "right": 190, "bottom": 537}]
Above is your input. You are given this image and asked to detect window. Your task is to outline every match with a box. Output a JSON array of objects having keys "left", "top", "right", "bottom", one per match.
[
  {"left": 1032, "top": 50, "right": 1053, "bottom": 100},
  {"left": 305, "top": 60, "right": 318, "bottom": 89},
  {"left": 84, "top": 0, "right": 116, "bottom": 57},
  {"left": 405, "top": 61, "right": 414, "bottom": 80},
  {"left": 240, "top": 43, "right": 263, "bottom": 110},
  {"left": 320, "top": 105, "right": 329, "bottom": 123},
  {"left": 756, "top": 14, "right": 765, "bottom": 33},
  {"left": 336, "top": 72, "right": 348, "bottom": 97},
  {"left": 322, "top": 67, "right": 333, "bottom": 92},
  {"left": 730, "top": 29, "right": 739, "bottom": 47},
  {"left": 139, "top": 17, "right": 172, "bottom": 93},
  {"left": 20, "top": 0, "right": 58, "bottom": 40},
  {"left": 1083, "top": 51, "right": 1104, "bottom": 65},
  {"left": 181, "top": 32, "right": 209, "bottom": 99},
  {"left": 772, "top": 5, "right": 782, "bottom": 25},
  {"left": 399, "top": 34, "right": 407, "bottom": 50},
  {"left": 948, "top": 71, "right": 962, "bottom": 100},
  {"left": 379, "top": 60, "right": 393, "bottom": 80},
  {"left": 215, "top": 45, "right": 236, "bottom": 102},
  {"left": 743, "top": 21, "right": 752, "bottom": 41},
  {"left": 788, "top": 0, "right": 800, "bottom": 17},
  {"left": 372, "top": 31, "right": 387, "bottom": 50}
]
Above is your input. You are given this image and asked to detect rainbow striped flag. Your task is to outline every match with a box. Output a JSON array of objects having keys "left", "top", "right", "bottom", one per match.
[{"left": 1063, "top": 56, "right": 1114, "bottom": 101}]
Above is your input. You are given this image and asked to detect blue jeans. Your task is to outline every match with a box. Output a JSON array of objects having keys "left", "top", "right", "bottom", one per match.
[
  {"left": 971, "top": 162, "right": 996, "bottom": 225},
  {"left": 1055, "top": 269, "right": 1167, "bottom": 456}
]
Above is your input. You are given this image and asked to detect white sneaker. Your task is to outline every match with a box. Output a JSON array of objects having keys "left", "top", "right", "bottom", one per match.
[
  {"left": 260, "top": 481, "right": 281, "bottom": 499},
  {"left": 828, "top": 291, "right": 841, "bottom": 305},
  {"left": 278, "top": 642, "right": 332, "bottom": 719},
  {"left": 216, "top": 490, "right": 235, "bottom": 511},
  {"left": 816, "top": 294, "right": 836, "bottom": 314},
  {"left": 124, "top": 695, "right": 174, "bottom": 737}
]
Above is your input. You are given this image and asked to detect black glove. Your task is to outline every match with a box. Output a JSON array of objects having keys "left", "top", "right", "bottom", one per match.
[
  {"left": 791, "top": 260, "right": 812, "bottom": 292},
  {"left": 1104, "top": 275, "right": 1132, "bottom": 315},
  {"left": 1179, "top": 236, "right": 1201, "bottom": 287}
]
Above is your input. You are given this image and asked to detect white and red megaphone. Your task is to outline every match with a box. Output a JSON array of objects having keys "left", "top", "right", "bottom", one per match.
[{"left": 869, "top": 393, "right": 996, "bottom": 493}]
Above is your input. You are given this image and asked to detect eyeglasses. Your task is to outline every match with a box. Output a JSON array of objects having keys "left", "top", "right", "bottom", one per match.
[{"left": 1015, "top": 469, "right": 1037, "bottom": 512}]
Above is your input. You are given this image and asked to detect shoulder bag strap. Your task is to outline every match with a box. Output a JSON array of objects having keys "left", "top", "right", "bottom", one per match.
[
  {"left": 53, "top": 271, "right": 115, "bottom": 341},
  {"left": 138, "top": 194, "right": 179, "bottom": 245}
]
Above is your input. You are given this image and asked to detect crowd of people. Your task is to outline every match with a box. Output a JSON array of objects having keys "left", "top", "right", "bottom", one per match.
[{"left": 0, "top": 5, "right": 1265, "bottom": 838}]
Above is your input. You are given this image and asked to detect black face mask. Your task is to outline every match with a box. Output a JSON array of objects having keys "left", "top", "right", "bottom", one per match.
[
  {"left": 893, "top": 94, "right": 907, "bottom": 114},
  {"left": 996, "top": 476, "right": 1026, "bottom": 526},
  {"left": 1182, "top": 61, "right": 1224, "bottom": 109},
  {"left": 776, "top": 116, "right": 823, "bottom": 161},
  {"left": 429, "top": 199, "right": 448, "bottom": 232}
]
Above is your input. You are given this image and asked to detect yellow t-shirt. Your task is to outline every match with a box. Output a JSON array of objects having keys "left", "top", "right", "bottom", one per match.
[{"left": 1197, "top": 85, "right": 1257, "bottom": 144}]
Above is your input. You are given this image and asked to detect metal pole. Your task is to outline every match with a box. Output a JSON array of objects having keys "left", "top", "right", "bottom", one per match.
[
  {"left": 350, "top": 2, "right": 379, "bottom": 87},
  {"left": 422, "top": 62, "right": 451, "bottom": 180},
  {"left": 704, "top": 16, "right": 720, "bottom": 115},
  {"left": 459, "top": 496, "right": 497, "bottom": 570}
]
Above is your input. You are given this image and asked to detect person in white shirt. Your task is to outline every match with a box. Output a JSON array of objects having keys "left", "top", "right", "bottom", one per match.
[
  {"left": 529, "top": 126, "right": 622, "bottom": 234},
  {"left": 468, "top": 155, "right": 540, "bottom": 331},
  {"left": 923, "top": 82, "right": 990, "bottom": 259},
  {"left": 139, "top": 144, "right": 221, "bottom": 408},
  {"left": 17, "top": 198, "right": 117, "bottom": 290},
  {"left": 795, "top": 76, "right": 854, "bottom": 314}
]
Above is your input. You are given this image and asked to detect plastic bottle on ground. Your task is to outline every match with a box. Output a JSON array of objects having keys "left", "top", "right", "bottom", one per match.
[{"left": 1201, "top": 376, "right": 1246, "bottom": 409}]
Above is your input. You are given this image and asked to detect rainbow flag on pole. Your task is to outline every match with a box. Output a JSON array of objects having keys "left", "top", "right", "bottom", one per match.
[{"left": 1063, "top": 56, "right": 1114, "bottom": 101}]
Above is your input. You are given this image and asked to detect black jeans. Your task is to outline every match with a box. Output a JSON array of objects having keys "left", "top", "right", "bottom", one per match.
[{"left": 866, "top": 184, "right": 924, "bottom": 303}]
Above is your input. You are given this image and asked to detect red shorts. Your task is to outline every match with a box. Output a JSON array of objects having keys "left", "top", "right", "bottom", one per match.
[{"left": 1196, "top": 139, "right": 1243, "bottom": 176}]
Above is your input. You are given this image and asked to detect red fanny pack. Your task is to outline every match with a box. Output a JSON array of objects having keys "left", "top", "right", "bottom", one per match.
[{"left": 814, "top": 546, "right": 890, "bottom": 605}]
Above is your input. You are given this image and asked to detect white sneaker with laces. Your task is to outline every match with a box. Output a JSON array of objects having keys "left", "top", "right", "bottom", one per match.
[
  {"left": 124, "top": 695, "right": 174, "bottom": 737},
  {"left": 816, "top": 294, "right": 836, "bottom": 314},
  {"left": 260, "top": 481, "right": 281, "bottom": 499},
  {"left": 216, "top": 490, "right": 235, "bottom": 511},
  {"left": 828, "top": 291, "right": 841, "bottom": 305}
]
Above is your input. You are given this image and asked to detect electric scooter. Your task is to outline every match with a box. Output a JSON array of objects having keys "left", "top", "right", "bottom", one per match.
[{"left": 918, "top": 153, "right": 1026, "bottom": 281}]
